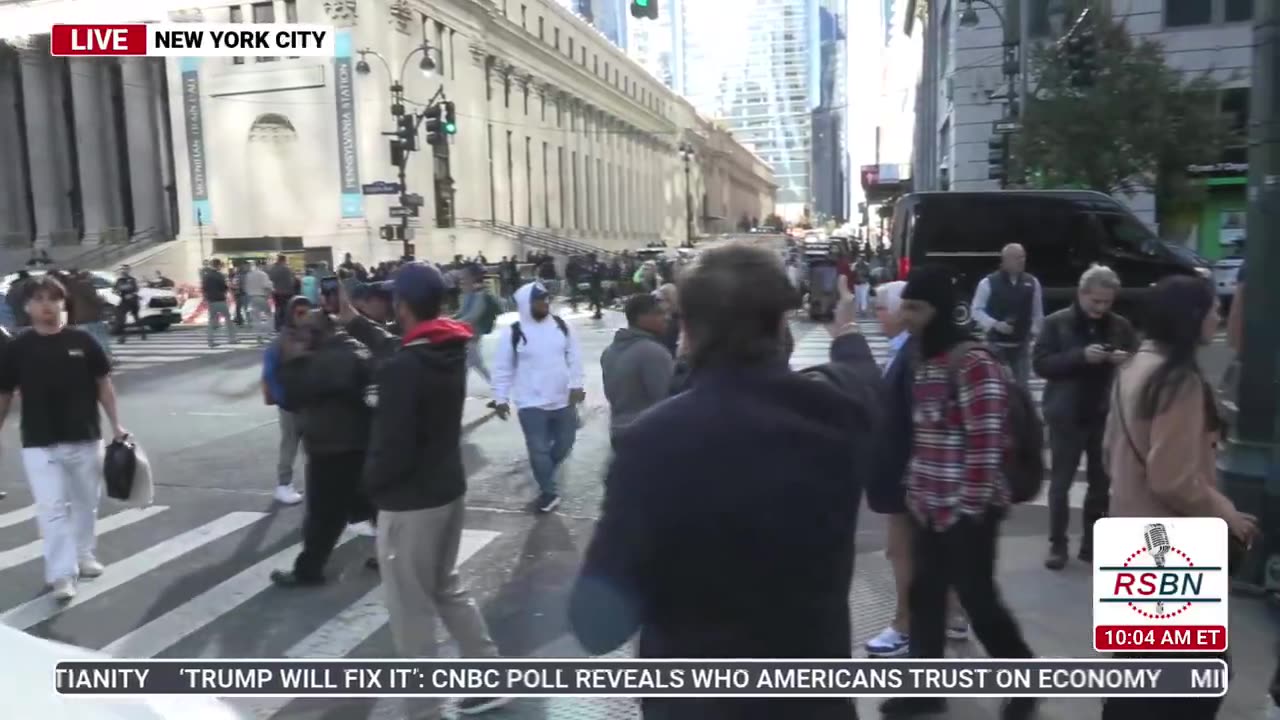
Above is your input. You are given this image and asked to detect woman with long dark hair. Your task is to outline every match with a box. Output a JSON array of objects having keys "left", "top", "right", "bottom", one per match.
[{"left": 1102, "top": 275, "right": 1257, "bottom": 719}]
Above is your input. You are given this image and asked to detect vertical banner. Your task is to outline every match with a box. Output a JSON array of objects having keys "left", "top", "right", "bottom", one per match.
[
  {"left": 334, "top": 30, "right": 363, "bottom": 218},
  {"left": 180, "top": 57, "right": 211, "bottom": 226}
]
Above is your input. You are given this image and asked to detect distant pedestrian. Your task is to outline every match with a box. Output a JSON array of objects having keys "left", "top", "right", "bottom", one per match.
[
  {"left": 261, "top": 296, "right": 311, "bottom": 506},
  {"left": 268, "top": 254, "right": 296, "bottom": 330},
  {"left": 971, "top": 243, "right": 1043, "bottom": 387},
  {"left": 241, "top": 260, "right": 273, "bottom": 344},
  {"left": 1033, "top": 265, "right": 1137, "bottom": 570},
  {"left": 600, "top": 293, "right": 674, "bottom": 442},
  {"left": 490, "top": 282, "right": 585, "bottom": 513},
  {"left": 201, "top": 260, "right": 236, "bottom": 348},
  {"left": 453, "top": 265, "right": 502, "bottom": 385},
  {"left": 112, "top": 265, "right": 147, "bottom": 342},
  {"left": 0, "top": 275, "right": 127, "bottom": 602}
]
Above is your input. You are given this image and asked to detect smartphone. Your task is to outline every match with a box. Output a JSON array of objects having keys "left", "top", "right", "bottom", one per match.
[{"left": 320, "top": 276, "right": 340, "bottom": 295}]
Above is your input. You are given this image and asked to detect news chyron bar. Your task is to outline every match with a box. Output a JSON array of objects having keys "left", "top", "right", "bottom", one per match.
[
  {"left": 48, "top": 23, "right": 336, "bottom": 57},
  {"left": 56, "top": 659, "right": 1227, "bottom": 699}
]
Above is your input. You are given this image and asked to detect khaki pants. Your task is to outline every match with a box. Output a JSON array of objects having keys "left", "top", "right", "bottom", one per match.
[{"left": 377, "top": 498, "right": 498, "bottom": 719}]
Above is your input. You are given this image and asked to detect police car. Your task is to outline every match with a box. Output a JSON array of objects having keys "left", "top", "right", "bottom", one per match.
[{"left": 0, "top": 270, "right": 181, "bottom": 331}]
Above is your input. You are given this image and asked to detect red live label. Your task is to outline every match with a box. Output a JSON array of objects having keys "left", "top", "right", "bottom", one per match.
[
  {"left": 50, "top": 25, "right": 148, "bottom": 56},
  {"left": 1095, "top": 625, "right": 1227, "bottom": 651}
]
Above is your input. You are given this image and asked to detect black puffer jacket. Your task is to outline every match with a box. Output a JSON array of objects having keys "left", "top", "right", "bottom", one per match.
[{"left": 279, "top": 330, "right": 373, "bottom": 455}]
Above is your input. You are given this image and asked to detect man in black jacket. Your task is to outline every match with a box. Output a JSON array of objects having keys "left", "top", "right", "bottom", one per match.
[
  {"left": 339, "top": 263, "right": 508, "bottom": 719},
  {"left": 570, "top": 244, "right": 881, "bottom": 720},
  {"left": 1033, "top": 264, "right": 1137, "bottom": 570},
  {"left": 269, "top": 310, "right": 375, "bottom": 587}
]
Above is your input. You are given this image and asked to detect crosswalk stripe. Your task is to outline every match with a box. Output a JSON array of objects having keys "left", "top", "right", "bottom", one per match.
[
  {"left": 0, "top": 504, "right": 38, "bottom": 530},
  {"left": 101, "top": 532, "right": 360, "bottom": 658},
  {"left": 227, "top": 529, "right": 501, "bottom": 719},
  {"left": 0, "top": 506, "right": 170, "bottom": 572},
  {"left": 1, "top": 511, "right": 263, "bottom": 630}
]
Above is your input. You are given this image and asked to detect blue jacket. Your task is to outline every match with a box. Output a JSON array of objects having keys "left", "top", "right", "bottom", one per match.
[
  {"left": 262, "top": 342, "right": 290, "bottom": 411},
  {"left": 569, "top": 332, "right": 881, "bottom": 720},
  {"left": 866, "top": 335, "right": 915, "bottom": 514}
]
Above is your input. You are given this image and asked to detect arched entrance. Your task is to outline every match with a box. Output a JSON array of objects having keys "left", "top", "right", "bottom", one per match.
[{"left": 245, "top": 113, "right": 305, "bottom": 236}]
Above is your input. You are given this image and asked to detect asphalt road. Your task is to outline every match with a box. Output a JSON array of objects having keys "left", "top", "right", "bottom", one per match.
[{"left": 0, "top": 311, "right": 1265, "bottom": 720}]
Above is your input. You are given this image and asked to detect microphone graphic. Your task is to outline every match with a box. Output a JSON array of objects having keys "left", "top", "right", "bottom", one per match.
[{"left": 1144, "top": 523, "right": 1171, "bottom": 614}]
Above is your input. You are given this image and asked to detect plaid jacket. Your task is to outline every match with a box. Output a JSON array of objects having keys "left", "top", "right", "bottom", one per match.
[{"left": 905, "top": 346, "right": 1011, "bottom": 529}]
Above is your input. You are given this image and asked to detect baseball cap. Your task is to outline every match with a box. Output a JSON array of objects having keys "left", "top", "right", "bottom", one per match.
[
  {"left": 388, "top": 262, "right": 445, "bottom": 306},
  {"left": 529, "top": 283, "right": 550, "bottom": 303}
]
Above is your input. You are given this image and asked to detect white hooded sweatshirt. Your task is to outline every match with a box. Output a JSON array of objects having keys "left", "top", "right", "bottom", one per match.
[{"left": 491, "top": 282, "right": 585, "bottom": 411}]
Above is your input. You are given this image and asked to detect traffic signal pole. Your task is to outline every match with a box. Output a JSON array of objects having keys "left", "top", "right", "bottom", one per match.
[{"left": 1218, "top": 0, "right": 1280, "bottom": 593}]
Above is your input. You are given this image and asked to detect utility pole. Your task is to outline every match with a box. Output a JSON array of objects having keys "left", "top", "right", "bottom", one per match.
[{"left": 1219, "top": 0, "right": 1280, "bottom": 593}]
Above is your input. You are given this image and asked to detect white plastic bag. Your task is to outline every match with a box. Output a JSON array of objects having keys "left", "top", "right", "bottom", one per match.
[{"left": 128, "top": 441, "right": 155, "bottom": 507}]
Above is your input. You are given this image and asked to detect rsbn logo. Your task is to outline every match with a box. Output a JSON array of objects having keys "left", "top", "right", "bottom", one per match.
[{"left": 1092, "top": 517, "right": 1229, "bottom": 653}]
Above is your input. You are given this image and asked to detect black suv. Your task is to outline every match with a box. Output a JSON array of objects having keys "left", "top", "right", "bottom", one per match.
[{"left": 888, "top": 190, "right": 1211, "bottom": 324}]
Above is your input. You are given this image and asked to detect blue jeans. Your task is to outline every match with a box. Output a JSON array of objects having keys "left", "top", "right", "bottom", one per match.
[{"left": 517, "top": 406, "right": 578, "bottom": 496}]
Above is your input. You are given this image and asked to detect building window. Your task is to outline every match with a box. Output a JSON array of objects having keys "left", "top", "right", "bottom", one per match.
[
  {"left": 571, "top": 151, "right": 579, "bottom": 229},
  {"left": 506, "top": 130, "right": 515, "bottom": 223},
  {"left": 939, "top": 0, "right": 951, "bottom": 75},
  {"left": 284, "top": 0, "right": 297, "bottom": 22},
  {"left": 580, "top": 47, "right": 586, "bottom": 64},
  {"left": 487, "top": 124, "right": 497, "bottom": 222},
  {"left": 568, "top": 37, "right": 574, "bottom": 58},
  {"left": 558, "top": 146, "right": 567, "bottom": 228},
  {"left": 523, "top": 84, "right": 529, "bottom": 115},
  {"left": 593, "top": 55, "right": 598, "bottom": 74},
  {"left": 538, "top": 16, "right": 544, "bottom": 40},
  {"left": 449, "top": 29, "right": 456, "bottom": 80},
  {"left": 503, "top": 76, "right": 510, "bottom": 108},
  {"left": 540, "top": 94, "right": 546, "bottom": 122},
  {"left": 1222, "top": 86, "right": 1249, "bottom": 141},
  {"left": 252, "top": 2, "right": 276, "bottom": 62},
  {"left": 584, "top": 158, "right": 592, "bottom": 231},
  {"left": 520, "top": 4, "right": 526, "bottom": 28},
  {"left": 554, "top": 27, "right": 560, "bottom": 49},
  {"left": 542, "top": 142, "right": 550, "bottom": 227},
  {"left": 229, "top": 6, "right": 244, "bottom": 64},
  {"left": 1225, "top": 0, "right": 1253, "bottom": 22},
  {"left": 525, "top": 137, "right": 533, "bottom": 226},
  {"left": 1165, "top": 0, "right": 1212, "bottom": 26}
]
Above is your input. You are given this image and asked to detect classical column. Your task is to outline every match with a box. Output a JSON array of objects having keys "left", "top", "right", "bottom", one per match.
[
  {"left": 121, "top": 57, "right": 165, "bottom": 240},
  {"left": 68, "top": 59, "right": 115, "bottom": 245},
  {"left": 0, "top": 50, "right": 32, "bottom": 243},
  {"left": 20, "top": 49, "right": 73, "bottom": 247}
]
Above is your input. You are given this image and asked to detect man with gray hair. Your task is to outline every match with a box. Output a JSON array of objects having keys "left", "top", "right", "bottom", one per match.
[
  {"left": 971, "top": 243, "right": 1043, "bottom": 387},
  {"left": 1032, "top": 264, "right": 1137, "bottom": 570}
]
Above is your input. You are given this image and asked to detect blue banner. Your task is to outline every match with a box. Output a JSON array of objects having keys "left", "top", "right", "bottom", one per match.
[
  {"left": 180, "top": 57, "right": 211, "bottom": 226},
  {"left": 334, "top": 31, "right": 363, "bottom": 218}
]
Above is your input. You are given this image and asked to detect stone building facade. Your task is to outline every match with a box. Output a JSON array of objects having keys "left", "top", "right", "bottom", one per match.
[{"left": 0, "top": 0, "right": 776, "bottom": 277}]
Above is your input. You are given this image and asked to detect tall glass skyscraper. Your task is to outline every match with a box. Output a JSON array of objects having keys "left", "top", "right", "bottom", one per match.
[{"left": 811, "top": 0, "right": 848, "bottom": 221}]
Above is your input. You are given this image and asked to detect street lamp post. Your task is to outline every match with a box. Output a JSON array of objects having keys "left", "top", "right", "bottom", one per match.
[
  {"left": 1219, "top": 0, "right": 1280, "bottom": 593},
  {"left": 355, "top": 38, "right": 443, "bottom": 260},
  {"left": 679, "top": 142, "right": 695, "bottom": 247}
]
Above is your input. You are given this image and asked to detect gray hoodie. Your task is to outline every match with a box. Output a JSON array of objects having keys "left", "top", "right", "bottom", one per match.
[{"left": 600, "top": 327, "right": 675, "bottom": 435}]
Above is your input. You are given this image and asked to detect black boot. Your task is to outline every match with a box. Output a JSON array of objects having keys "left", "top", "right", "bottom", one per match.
[{"left": 1045, "top": 545, "right": 1068, "bottom": 570}]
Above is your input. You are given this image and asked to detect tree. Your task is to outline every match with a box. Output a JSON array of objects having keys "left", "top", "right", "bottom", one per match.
[{"left": 1015, "top": 7, "right": 1231, "bottom": 227}]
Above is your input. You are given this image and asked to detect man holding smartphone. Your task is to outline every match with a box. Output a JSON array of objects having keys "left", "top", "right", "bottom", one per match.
[{"left": 1032, "top": 265, "right": 1137, "bottom": 570}]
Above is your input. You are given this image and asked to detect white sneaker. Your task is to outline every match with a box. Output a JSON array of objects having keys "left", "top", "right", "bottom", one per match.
[
  {"left": 78, "top": 557, "right": 105, "bottom": 578},
  {"left": 51, "top": 577, "right": 77, "bottom": 601},
  {"left": 349, "top": 521, "right": 376, "bottom": 537},
  {"left": 865, "top": 627, "right": 910, "bottom": 657},
  {"left": 274, "top": 485, "right": 303, "bottom": 505}
]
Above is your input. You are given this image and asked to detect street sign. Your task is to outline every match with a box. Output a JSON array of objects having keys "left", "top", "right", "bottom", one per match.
[
  {"left": 389, "top": 205, "right": 419, "bottom": 218},
  {"left": 993, "top": 120, "right": 1021, "bottom": 134},
  {"left": 362, "top": 181, "right": 402, "bottom": 195},
  {"left": 401, "top": 192, "right": 425, "bottom": 207}
]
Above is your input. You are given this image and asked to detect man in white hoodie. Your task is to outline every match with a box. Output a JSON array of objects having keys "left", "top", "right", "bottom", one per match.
[{"left": 491, "top": 282, "right": 585, "bottom": 513}]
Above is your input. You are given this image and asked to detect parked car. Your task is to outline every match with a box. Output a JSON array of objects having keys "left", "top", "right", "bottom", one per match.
[
  {"left": 1, "top": 624, "right": 243, "bottom": 719},
  {"left": 0, "top": 270, "right": 181, "bottom": 331},
  {"left": 887, "top": 190, "right": 1211, "bottom": 325}
]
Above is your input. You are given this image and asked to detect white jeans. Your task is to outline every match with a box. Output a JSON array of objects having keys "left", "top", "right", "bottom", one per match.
[
  {"left": 21, "top": 440, "right": 102, "bottom": 584},
  {"left": 855, "top": 283, "right": 871, "bottom": 313}
]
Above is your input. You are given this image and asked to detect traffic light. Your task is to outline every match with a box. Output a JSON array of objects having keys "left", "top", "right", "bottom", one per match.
[
  {"left": 397, "top": 113, "right": 417, "bottom": 152},
  {"left": 423, "top": 103, "right": 447, "bottom": 147},
  {"left": 988, "top": 135, "right": 1007, "bottom": 182},
  {"left": 442, "top": 100, "right": 456, "bottom": 135},
  {"left": 630, "top": 0, "right": 657, "bottom": 20},
  {"left": 435, "top": 179, "right": 455, "bottom": 228},
  {"left": 1066, "top": 28, "right": 1098, "bottom": 87}
]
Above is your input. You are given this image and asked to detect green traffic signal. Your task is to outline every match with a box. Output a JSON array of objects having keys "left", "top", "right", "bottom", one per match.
[
  {"left": 445, "top": 122, "right": 456, "bottom": 134},
  {"left": 636, "top": 0, "right": 648, "bottom": 5}
]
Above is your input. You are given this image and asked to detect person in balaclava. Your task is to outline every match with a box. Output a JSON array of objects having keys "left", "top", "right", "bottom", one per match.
[{"left": 881, "top": 264, "right": 1037, "bottom": 720}]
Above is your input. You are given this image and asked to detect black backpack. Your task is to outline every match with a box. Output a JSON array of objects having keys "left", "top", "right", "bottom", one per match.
[
  {"left": 510, "top": 316, "right": 568, "bottom": 366},
  {"left": 945, "top": 342, "right": 1044, "bottom": 504}
]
